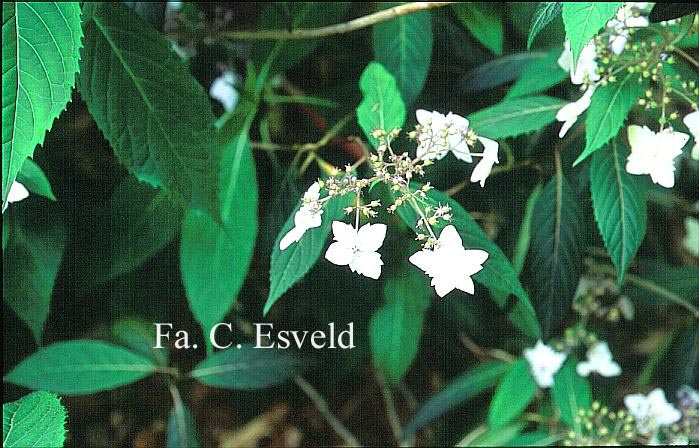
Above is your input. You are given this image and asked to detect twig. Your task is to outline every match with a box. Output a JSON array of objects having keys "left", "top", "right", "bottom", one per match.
[
  {"left": 375, "top": 369, "right": 404, "bottom": 446},
  {"left": 294, "top": 376, "right": 363, "bottom": 447},
  {"left": 459, "top": 334, "right": 516, "bottom": 363},
  {"left": 250, "top": 113, "right": 354, "bottom": 153},
  {"left": 675, "top": 47, "right": 699, "bottom": 69},
  {"left": 168, "top": 382, "right": 189, "bottom": 448},
  {"left": 221, "top": 3, "right": 456, "bottom": 40}
]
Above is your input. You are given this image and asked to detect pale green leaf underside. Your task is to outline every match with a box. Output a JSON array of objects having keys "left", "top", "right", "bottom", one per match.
[
  {"left": 2, "top": 2, "right": 82, "bottom": 207},
  {"left": 528, "top": 2, "right": 563, "bottom": 49},
  {"left": 468, "top": 96, "right": 566, "bottom": 139},
  {"left": 562, "top": 2, "right": 621, "bottom": 70},
  {"left": 356, "top": 61, "right": 407, "bottom": 148},
  {"left": 3, "top": 391, "right": 67, "bottom": 448}
]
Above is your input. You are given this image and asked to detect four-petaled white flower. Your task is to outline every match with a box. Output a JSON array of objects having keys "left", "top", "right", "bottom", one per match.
[
  {"left": 470, "top": 137, "right": 499, "bottom": 187},
  {"left": 415, "top": 110, "right": 473, "bottom": 162},
  {"left": 524, "top": 340, "right": 567, "bottom": 388},
  {"left": 607, "top": 2, "right": 650, "bottom": 55},
  {"left": 209, "top": 71, "right": 240, "bottom": 112},
  {"left": 683, "top": 110, "right": 699, "bottom": 160},
  {"left": 558, "top": 39, "right": 600, "bottom": 85},
  {"left": 2, "top": 180, "right": 30, "bottom": 213},
  {"left": 626, "top": 125, "right": 689, "bottom": 188},
  {"left": 325, "top": 221, "right": 386, "bottom": 279},
  {"left": 279, "top": 183, "right": 323, "bottom": 250},
  {"left": 576, "top": 341, "right": 622, "bottom": 377},
  {"left": 409, "top": 225, "right": 488, "bottom": 297},
  {"left": 624, "top": 388, "right": 682, "bottom": 436},
  {"left": 556, "top": 85, "right": 596, "bottom": 138}
]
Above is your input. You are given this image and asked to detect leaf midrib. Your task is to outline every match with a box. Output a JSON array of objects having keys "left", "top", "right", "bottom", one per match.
[{"left": 471, "top": 101, "right": 562, "bottom": 128}]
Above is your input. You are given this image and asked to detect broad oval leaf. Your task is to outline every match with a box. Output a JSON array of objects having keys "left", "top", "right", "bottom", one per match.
[
  {"left": 189, "top": 344, "right": 304, "bottom": 390},
  {"left": 2, "top": 2, "right": 82, "bottom": 208},
  {"left": 468, "top": 96, "right": 566, "bottom": 139},
  {"left": 551, "top": 358, "right": 592, "bottom": 429},
  {"left": 112, "top": 318, "right": 169, "bottom": 367},
  {"left": 487, "top": 359, "right": 537, "bottom": 429},
  {"left": 452, "top": 3, "right": 504, "bottom": 55},
  {"left": 528, "top": 2, "right": 563, "bottom": 49},
  {"left": 370, "top": 266, "right": 431, "bottom": 384},
  {"left": 2, "top": 391, "right": 67, "bottom": 448},
  {"left": 562, "top": 2, "right": 621, "bottom": 70},
  {"left": 505, "top": 49, "right": 568, "bottom": 99},
  {"left": 590, "top": 142, "right": 647, "bottom": 284},
  {"left": 4, "top": 340, "right": 158, "bottom": 395},
  {"left": 373, "top": 3, "right": 432, "bottom": 105},
  {"left": 78, "top": 2, "right": 219, "bottom": 215},
  {"left": 356, "top": 62, "right": 407, "bottom": 148}
]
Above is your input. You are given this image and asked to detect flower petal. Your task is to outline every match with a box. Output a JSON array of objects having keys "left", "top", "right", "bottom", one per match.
[
  {"left": 357, "top": 223, "right": 386, "bottom": 253},
  {"left": 438, "top": 225, "right": 463, "bottom": 248},
  {"left": 409, "top": 249, "right": 434, "bottom": 273},
  {"left": 351, "top": 251, "right": 383, "bottom": 279},
  {"left": 331, "top": 221, "right": 357, "bottom": 244},
  {"left": 279, "top": 226, "right": 305, "bottom": 250},
  {"left": 325, "top": 242, "right": 354, "bottom": 266}
]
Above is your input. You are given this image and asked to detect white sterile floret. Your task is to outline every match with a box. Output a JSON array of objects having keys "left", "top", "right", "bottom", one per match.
[
  {"left": 558, "top": 40, "right": 601, "bottom": 85},
  {"left": 409, "top": 225, "right": 488, "bottom": 297},
  {"left": 624, "top": 388, "right": 683, "bottom": 436},
  {"left": 524, "top": 340, "right": 567, "bottom": 388},
  {"left": 2, "top": 181, "right": 30, "bottom": 213},
  {"left": 470, "top": 136, "right": 499, "bottom": 187},
  {"left": 279, "top": 183, "right": 323, "bottom": 250},
  {"left": 415, "top": 110, "right": 472, "bottom": 162},
  {"left": 576, "top": 341, "right": 622, "bottom": 377},
  {"left": 209, "top": 71, "right": 240, "bottom": 112},
  {"left": 683, "top": 201, "right": 699, "bottom": 257},
  {"left": 683, "top": 110, "right": 699, "bottom": 160},
  {"left": 325, "top": 221, "right": 386, "bottom": 279},
  {"left": 626, "top": 125, "right": 689, "bottom": 188},
  {"left": 607, "top": 3, "right": 650, "bottom": 55},
  {"left": 556, "top": 85, "right": 596, "bottom": 138}
]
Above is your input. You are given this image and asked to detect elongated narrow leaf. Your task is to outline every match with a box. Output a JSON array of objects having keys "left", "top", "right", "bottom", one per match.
[
  {"left": 2, "top": 391, "right": 67, "bottom": 448},
  {"left": 528, "top": 2, "right": 563, "bottom": 49},
  {"left": 574, "top": 72, "right": 644, "bottom": 165},
  {"left": 393, "top": 184, "right": 541, "bottom": 339},
  {"left": 167, "top": 402, "right": 199, "bottom": 448},
  {"left": 453, "top": 3, "right": 504, "bottom": 55},
  {"left": 551, "top": 359, "right": 591, "bottom": 429},
  {"left": 190, "top": 344, "right": 303, "bottom": 389},
  {"left": 16, "top": 159, "right": 55, "bottom": 201},
  {"left": 402, "top": 361, "right": 509, "bottom": 439},
  {"left": 265, "top": 192, "right": 353, "bottom": 315},
  {"left": 526, "top": 175, "right": 583, "bottom": 337},
  {"left": 356, "top": 62, "right": 407, "bottom": 148},
  {"left": 463, "top": 422, "right": 526, "bottom": 447},
  {"left": 373, "top": 3, "right": 432, "bottom": 104},
  {"left": 2, "top": 2, "right": 82, "bottom": 208},
  {"left": 3, "top": 203, "right": 65, "bottom": 344},
  {"left": 461, "top": 51, "right": 549, "bottom": 94},
  {"left": 112, "top": 318, "right": 169, "bottom": 367},
  {"left": 4, "top": 340, "right": 158, "bottom": 395},
  {"left": 468, "top": 96, "right": 566, "bottom": 139},
  {"left": 505, "top": 50, "right": 568, "bottom": 99},
  {"left": 590, "top": 142, "right": 647, "bottom": 284},
  {"left": 370, "top": 266, "right": 431, "bottom": 384},
  {"left": 562, "top": 2, "right": 621, "bottom": 69},
  {"left": 78, "top": 2, "right": 219, "bottom": 215},
  {"left": 487, "top": 359, "right": 537, "bottom": 429}
]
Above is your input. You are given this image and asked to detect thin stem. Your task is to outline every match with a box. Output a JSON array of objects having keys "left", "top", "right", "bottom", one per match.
[
  {"left": 355, "top": 189, "right": 361, "bottom": 229},
  {"left": 168, "top": 381, "right": 189, "bottom": 448},
  {"left": 250, "top": 113, "right": 354, "bottom": 153},
  {"left": 294, "top": 376, "right": 363, "bottom": 447},
  {"left": 220, "top": 3, "right": 455, "bottom": 40},
  {"left": 675, "top": 47, "right": 699, "bottom": 69},
  {"left": 375, "top": 369, "right": 403, "bottom": 446},
  {"left": 459, "top": 333, "right": 516, "bottom": 363}
]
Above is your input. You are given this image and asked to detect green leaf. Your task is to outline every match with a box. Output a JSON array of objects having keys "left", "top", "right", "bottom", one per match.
[
  {"left": 468, "top": 96, "right": 566, "bottom": 139},
  {"left": 4, "top": 340, "right": 158, "bottom": 395},
  {"left": 510, "top": 432, "right": 560, "bottom": 446},
  {"left": 551, "top": 359, "right": 591, "bottom": 429},
  {"left": 528, "top": 2, "right": 563, "bottom": 49},
  {"left": 402, "top": 361, "right": 509, "bottom": 439},
  {"left": 78, "top": 2, "right": 219, "bottom": 215},
  {"left": 461, "top": 52, "right": 549, "bottom": 94},
  {"left": 373, "top": 3, "right": 432, "bottom": 105},
  {"left": 526, "top": 175, "right": 583, "bottom": 337},
  {"left": 3, "top": 204, "right": 65, "bottom": 344},
  {"left": 3, "top": 391, "right": 67, "bottom": 448},
  {"left": 463, "top": 422, "right": 526, "bottom": 447},
  {"left": 356, "top": 61, "right": 407, "bottom": 148},
  {"left": 265, "top": 192, "right": 353, "bottom": 315},
  {"left": 167, "top": 402, "right": 199, "bottom": 448},
  {"left": 370, "top": 266, "right": 431, "bottom": 384},
  {"left": 189, "top": 344, "right": 304, "bottom": 390},
  {"left": 16, "top": 159, "right": 55, "bottom": 201},
  {"left": 181, "top": 134, "right": 257, "bottom": 338},
  {"left": 112, "top": 318, "right": 169, "bottom": 367},
  {"left": 453, "top": 3, "right": 504, "bottom": 55},
  {"left": 590, "top": 142, "right": 647, "bottom": 284},
  {"left": 622, "top": 260, "right": 699, "bottom": 306},
  {"left": 2, "top": 2, "right": 82, "bottom": 208},
  {"left": 392, "top": 183, "right": 541, "bottom": 339},
  {"left": 505, "top": 49, "right": 568, "bottom": 99},
  {"left": 512, "top": 184, "right": 543, "bottom": 275},
  {"left": 562, "top": 2, "right": 621, "bottom": 70},
  {"left": 487, "top": 359, "right": 537, "bottom": 429},
  {"left": 574, "top": 72, "right": 644, "bottom": 165}
]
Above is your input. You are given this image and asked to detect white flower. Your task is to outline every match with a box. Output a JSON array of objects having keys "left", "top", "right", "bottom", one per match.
[
  {"left": 470, "top": 136, "right": 499, "bottom": 187},
  {"left": 683, "top": 201, "right": 699, "bottom": 257},
  {"left": 279, "top": 183, "right": 323, "bottom": 250},
  {"left": 209, "top": 71, "right": 240, "bottom": 112},
  {"left": 415, "top": 110, "right": 472, "bottom": 162},
  {"left": 624, "top": 388, "right": 682, "bottom": 436},
  {"left": 325, "top": 221, "right": 386, "bottom": 279},
  {"left": 607, "top": 3, "right": 650, "bottom": 55},
  {"left": 576, "top": 341, "right": 622, "bottom": 377},
  {"left": 556, "top": 85, "right": 596, "bottom": 138},
  {"left": 558, "top": 40, "right": 600, "bottom": 85},
  {"left": 683, "top": 110, "right": 699, "bottom": 160},
  {"left": 409, "top": 225, "right": 488, "bottom": 297},
  {"left": 524, "top": 340, "right": 567, "bottom": 388},
  {"left": 2, "top": 180, "right": 30, "bottom": 213},
  {"left": 626, "top": 125, "right": 689, "bottom": 188}
]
